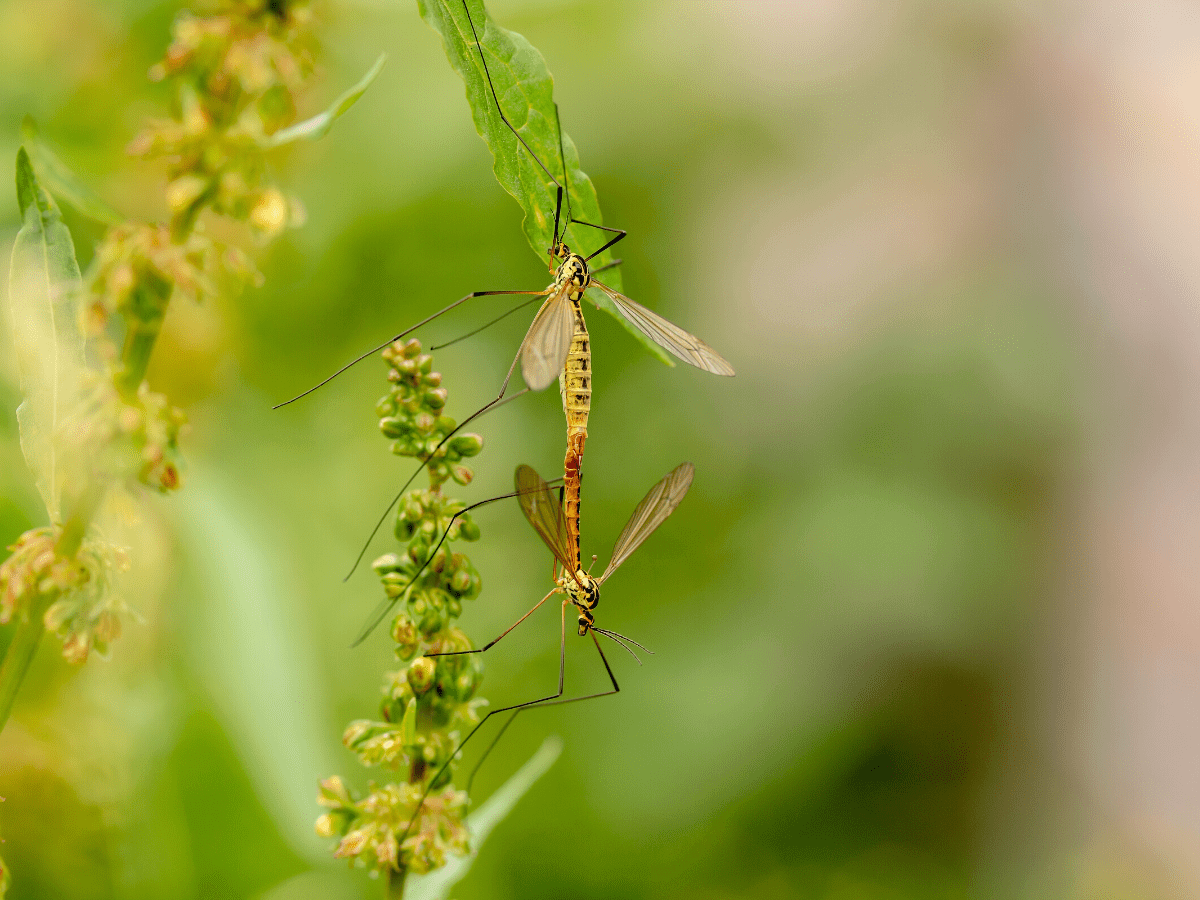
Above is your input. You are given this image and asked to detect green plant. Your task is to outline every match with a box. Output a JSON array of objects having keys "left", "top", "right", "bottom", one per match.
[
  {"left": 315, "top": 340, "right": 480, "bottom": 884},
  {"left": 0, "top": 0, "right": 382, "bottom": 734},
  {"left": 316, "top": 339, "right": 561, "bottom": 896}
]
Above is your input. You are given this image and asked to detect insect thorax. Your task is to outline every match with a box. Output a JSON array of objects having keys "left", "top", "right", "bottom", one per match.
[
  {"left": 553, "top": 248, "right": 590, "bottom": 295},
  {"left": 559, "top": 570, "right": 599, "bottom": 611}
]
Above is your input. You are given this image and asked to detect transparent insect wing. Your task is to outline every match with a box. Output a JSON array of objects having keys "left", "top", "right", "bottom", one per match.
[
  {"left": 515, "top": 464, "right": 577, "bottom": 577},
  {"left": 600, "top": 462, "right": 696, "bottom": 584},
  {"left": 589, "top": 280, "right": 735, "bottom": 377},
  {"left": 520, "top": 287, "right": 575, "bottom": 391}
]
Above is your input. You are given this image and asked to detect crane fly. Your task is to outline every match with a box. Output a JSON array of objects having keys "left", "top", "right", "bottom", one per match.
[
  {"left": 275, "top": 0, "right": 733, "bottom": 590},
  {"left": 396, "top": 460, "right": 695, "bottom": 849}
]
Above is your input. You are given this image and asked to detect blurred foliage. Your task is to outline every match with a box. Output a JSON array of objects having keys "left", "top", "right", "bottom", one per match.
[{"left": 0, "top": 0, "right": 1112, "bottom": 899}]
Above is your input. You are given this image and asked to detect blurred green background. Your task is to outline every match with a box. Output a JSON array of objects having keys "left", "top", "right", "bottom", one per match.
[{"left": 4, "top": 1, "right": 1198, "bottom": 898}]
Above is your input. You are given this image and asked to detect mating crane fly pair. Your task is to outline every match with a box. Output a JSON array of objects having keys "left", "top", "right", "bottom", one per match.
[
  {"left": 276, "top": 0, "right": 734, "bottom": 592},
  {"left": 277, "top": 0, "right": 734, "bottom": 849}
]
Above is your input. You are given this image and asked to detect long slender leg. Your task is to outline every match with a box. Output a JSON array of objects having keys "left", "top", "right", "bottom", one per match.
[
  {"left": 589, "top": 258, "right": 622, "bottom": 276},
  {"left": 575, "top": 221, "right": 626, "bottom": 262},
  {"left": 342, "top": 386, "right": 530, "bottom": 582},
  {"left": 351, "top": 482, "right": 561, "bottom": 647},
  {"left": 344, "top": 288, "right": 564, "bottom": 580},
  {"left": 273, "top": 289, "right": 543, "bottom": 409},
  {"left": 465, "top": 629, "right": 620, "bottom": 793},
  {"left": 425, "top": 586, "right": 559, "bottom": 658},
  {"left": 460, "top": 0, "right": 561, "bottom": 189},
  {"left": 552, "top": 102, "right": 572, "bottom": 242},
  {"left": 431, "top": 296, "right": 543, "bottom": 352},
  {"left": 397, "top": 598, "right": 571, "bottom": 848}
]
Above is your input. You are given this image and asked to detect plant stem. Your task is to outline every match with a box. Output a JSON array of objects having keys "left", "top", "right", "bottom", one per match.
[
  {"left": 386, "top": 867, "right": 406, "bottom": 899},
  {"left": 0, "top": 591, "right": 54, "bottom": 734}
]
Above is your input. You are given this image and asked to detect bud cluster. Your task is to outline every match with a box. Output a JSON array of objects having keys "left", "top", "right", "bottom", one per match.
[
  {"left": 0, "top": 526, "right": 130, "bottom": 665},
  {"left": 129, "top": 0, "right": 314, "bottom": 239},
  {"left": 317, "top": 339, "right": 488, "bottom": 878},
  {"left": 1, "top": 1, "right": 318, "bottom": 669}
]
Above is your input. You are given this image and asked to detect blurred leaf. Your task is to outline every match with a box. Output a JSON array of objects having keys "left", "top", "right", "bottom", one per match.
[
  {"left": 262, "top": 54, "right": 387, "bottom": 148},
  {"left": 20, "top": 117, "right": 123, "bottom": 225},
  {"left": 402, "top": 735, "right": 562, "bottom": 900},
  {"left": 173, "top": 472, "right": 340, "bottom": 860},
  {"left": 0, "top": 850, "right": 8, "bottom": 898},
  {"left": 417, "top": 0, "right": 671, "bottom": 364},
  {"left": 7, "top": 147, "right": 85, "bottom": 523},
  {"left": 400, "top": 698, "right": 417, "bottom": 746}
]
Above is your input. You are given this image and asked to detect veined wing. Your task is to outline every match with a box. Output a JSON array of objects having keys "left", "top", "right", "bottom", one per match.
[
  {"left": 520, "top": 286, "right": 574, "bottom": 391},
  {"left": 590, "top": 280, "right": 735, "bottom": 377},
  {"left": 599, "top": 462, "right": 695, "bottom": 584},
  {"left": 515, "top": 464, "right": 579, "bottom": 583}
]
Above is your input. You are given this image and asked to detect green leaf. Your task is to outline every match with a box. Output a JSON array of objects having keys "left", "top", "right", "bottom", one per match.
[
  {"left": 20, "top": 117, "right": 123, "bottom": 225},
  {"left": 0, "top": 850, "right": 9, "bottom": 898},
  {"left": 417, "top": 0, "right": 671, "bottom": 365},
  {"left": 7, "top": 147, "right": 86, "bottom": 523},
  {"left": 402, "top": 735, "right": 563, "bottom": 900},
  {"left": 173, "top": 471, "right": 341, "bottom": 858},
  {"left": 262, "top": 53, "right": 387, "bottom": 148}
]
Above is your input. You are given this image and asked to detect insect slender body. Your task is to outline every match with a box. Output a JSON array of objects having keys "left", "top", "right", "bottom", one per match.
[{"left": 555, "top": 248, "right": 593, "bottom": 575}]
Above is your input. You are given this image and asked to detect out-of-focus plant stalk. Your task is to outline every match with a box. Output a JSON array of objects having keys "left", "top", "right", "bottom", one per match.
[{"left": 0, "top": 0, "right": 351, "bottom": 734}]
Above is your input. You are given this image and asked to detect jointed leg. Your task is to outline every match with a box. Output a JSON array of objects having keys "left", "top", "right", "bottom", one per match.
[
  {"left": 465, "top": 629, "right": 620, "bottom": 792},
  {"left": 351, "top": 483, "right": 560, "bottom": 647},
  {"left": 426, "top": 586, "right": 559, "bottom": 658},
  {"left": 397, "top": 598, "right": 571, "bottom": 847},
  {"left": 274, "top": 288, "right": 543, "bottom": 409}
]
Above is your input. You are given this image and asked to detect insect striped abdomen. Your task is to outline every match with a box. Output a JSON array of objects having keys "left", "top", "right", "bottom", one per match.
[{"left": 561, "top": 293, "right": 591, "bottom": 571}]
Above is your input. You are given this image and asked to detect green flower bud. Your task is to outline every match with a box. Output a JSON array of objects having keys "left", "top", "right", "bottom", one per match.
[
  {"left": 451, "top": 465, "right": 473, "bottom": 486},
  {"left": 391, "top": 614, "right": 420, "bottom": 660},
  {"left": 449, "top": 434, "right": 484, "bottom": 457},
  {"left": 381, "top": 572, "right": 408, "bottom": 600},
  {"left": 450, "top": 568, "right": 471, "bottom": 594},
  {"left": 341, "top": 720, "right": 373, "bottom": 749},
  {"left": 424, "top": 388, "right": 448, "bottom": 410},
  {"left": 317, "top": 775, "right": 353, "bottom": 807},
  {"left": 407, "top": 656, "right": 436, "bottom": 695},
  {"left": 417, "top": 354, "right": 433, "bottom": 374},
  {"left": 408, "top": 538, "right": 430, "bottom": 565},
  {"left": 457, "top": 517, "right": 481, "bottom": 541},
  {"left": 461, "top": 568, "right": 482, "bottom": 601},
  {"left": 372, "top": 553, "right": 403, "bottom": 576},
  {"left": 379, "top": 416, "right": 406, "bottom": 439},
  {"left": 418, "top": 601, "right": 443, "bottom": 636}
]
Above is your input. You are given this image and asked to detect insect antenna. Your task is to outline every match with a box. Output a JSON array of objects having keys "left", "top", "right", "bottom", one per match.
[{"left": 593, "top": 627, "right": 651, "bottom": 664}]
